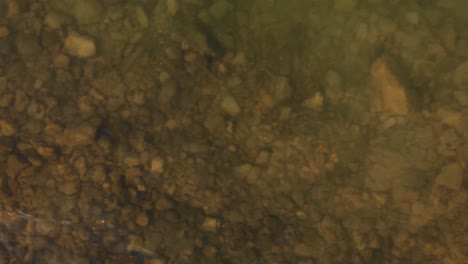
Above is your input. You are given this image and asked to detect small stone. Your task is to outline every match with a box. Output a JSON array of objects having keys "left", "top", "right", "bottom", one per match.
[
  {"left": 16, "top": 33, "right": 41, "bottom": 56},
  {"left": 0, "top": 76, "right": 7, "bottom": 91},
  {"left": 381, "top": 116, "right": 397, "bottom": 130},
  {"left": 270, "top": 76, "right": 292, "bottom": 105},
  {"left": 324, "top": 70, "right": 343, "bottom": 104},
  {"left": 231, "top": 52, "right": 247, "bottom": 66},
  {"left": 255, "top": 151, "right": 270, "bottom": 165},
  {"left": 405, "top": 11, "right": 419, "bottom": 25},
  {"left": 0, "top": 26, "right": 9, "bottom": 38},
  {"left": 334, "top": 0, "right": 358, "bottom": 11},
  {"left": 453, "top": 90, "right": 468, "bottom": 106},
  {"left": 6, "top": 155, "right": 27, "bottom": 178},
  {"left": 439, "top": 20, "right": 456, "bottom": 52},
  {"left": 203, "top": 245, "right": 217, "bottom": 257},
  {"left": 209, "top": 0, "right": 233, "bottom": 20},
  {"left": 150, "top": 157, "right": 165, "bottom": 173},
  {"left": 221, "top": 94, "right": 241, "bottom": 116},
  {"left": 204, "top": 113, "right": 225, "bottom": 137},
  {"left": 136, "top": 211, "right": 149, "bottom": 227},
  {"left": 0, "top": 119, "right": 16, "bottom": 136},
  {"left": 279, "top": 106, "right": 292, "bottom": 121},
  {"left": 135, "top": 5, "right": 148, "bottom": 28},
  {"left": 435, "top": 108, "right": 467, "bottom": 135},
  {"left": 155, "top": 196, "right": 174, "bottom": 211},
  {"left": 59, "top": 180, "right": 80, "bottom": 196},
  {"left": 370, "top": 57, "right": 409, "bottom": 115},
  {"left": 67, "top": 124, "right": 97, "bottom": 145},
  {"left": 36, "top": 146, "right": 57, "bottom": 160},
  {"left": 148, "top": 259, "right": 166, "bottom": 264},
  {"left": 44, "top": 12, "right": 62, "bottom": 29},
  {"left": 398, "top": 167, "right": 428, "bottom": 189},
  {"left": 167, "top": 0, "right": 179, "bottom": 16},
  {"left": 159, "top": 82, "right": 177, "bottom": 104},
  {"left": 64, "top": 32, "right": 96, "bottom": 58},
  {"left": 33, "top": 79, "right": 43, "bottom": 89},
  {"left": 202, "top": 217, "right": 219, "bottom": 231},
  {"left": 72, "top": 0, "right": 104, "bottom": 25},
  {"left": 26, "top": 100, "right": 46, "bottom": 119},
  {"left": 435, "top": 162, "right": 463, "bottom": 190},
  {"left": 302, "top": 92, "right": 323, "bottom": 111},
  {"left": 15, "top": 90, "right": 29, "bottom": 112},
  {"left": 53, "top": 54, "right": 70, "bottom": 69},
  {"left": 453, "top": 59, "right": 468, "bottom": 89},
  {"left": 294, "top": 243, "right": 315, "bottom": 257},
  {"left": 159, "top": 71, "right": 170, "bottom": 83},
  {"left": 127, "top": 235, "right": 153, "bottom": 256}
]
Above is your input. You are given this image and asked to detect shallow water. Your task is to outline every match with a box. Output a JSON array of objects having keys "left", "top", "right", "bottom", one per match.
[{"left": 0, "top": 0, "right": 467, "bottom": 263}]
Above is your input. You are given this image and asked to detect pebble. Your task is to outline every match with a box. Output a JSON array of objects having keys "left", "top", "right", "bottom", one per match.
[
  {"left": 15, "top": 90, "right": 29, "bottom": 112},
  {"left": 53, "top": 54, "right": 70, "bottom": 69},
  {"left": 453, "top": 59, "right": 468, "bottom": 88},
  {"left": 203, "top": 245, "right": 217, "bottom": 257},
  {"left": 221, "top": 94, "right": 241, "bottom": 116},
  {"left": 0, "top": 26, "right": 9, "bottom": 38},
  {"left": 44, "top": 12, "right": 62, "bottom": 29},
  {"left": 72, "top": 0, "right": 104, "bottom": 25},
  {"left": 0, "top": 119, "right": 16, "bottom": 136},
  {"left": 167, "top": 0, "right": 179, "bottom": 16},
  {"left": 270, "top": 76, "right": 292, "bottom": 105},
  {"left": 370, "top": 57, "right": 409, "bottom": 115},
  {"left": 302, "top": 92, "right": 324, "bottom": 111},
  {"left": 59, "top": 180, "right": 80, "bottom": 196},
  {"left": 16, "top": 33, "right": 41, "bottom": 56},
  {"left": 209, "top": 0, "right": 233, "bottom": 20},
  {"left": 453, "top": 90, "right": 468, "bottom": 106},
  {"left": 202, "top": 217, "right": 220, "bottom": 232},
  {"left": 64, "top": 32, "right": 96, "bottom": 58},
  {"left": 135, "top": 5, "right": 149, "bottom": 28},
  {"left": 159, "top": 71, "right": 170, "bottom": 83},
  {"left": 136, "top": 211, "right": 149, "bottom": 227},
  {"left": 334, "top": 0, "right": 358, "bottom": 11},
  {"left": 155, "top": 196, "right": 174, "bottom": 211},
  {"left": 159, "top": 82, "right": 177, "bottom": 104},
  {"left": 36, "top": 146, "right": 57, "bottom": 160},
  {"left": 6, "top": 154, "right": 27, "bottom": 178},
  {"left": 434, "top": 162, "right": 463, "bottom": 190},
  {"left": 294, "top": 243, "right": 315, "bottom": 257},
  {"left": 405, "top": 11, "right": 420, "bottom": 25},
  {"left": 324, "top": 70, "right": 343, "bottom": 104},
  {"left": 150, "top": 157, "right": 165, "bottom": 173},
  {"left": 255, "top": 151, "right": 270, "bottom": 165}
]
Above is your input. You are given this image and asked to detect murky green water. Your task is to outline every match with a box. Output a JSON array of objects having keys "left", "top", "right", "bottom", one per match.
[{"left": 0, "top": 0, "right": 467, "bottom": 263}]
